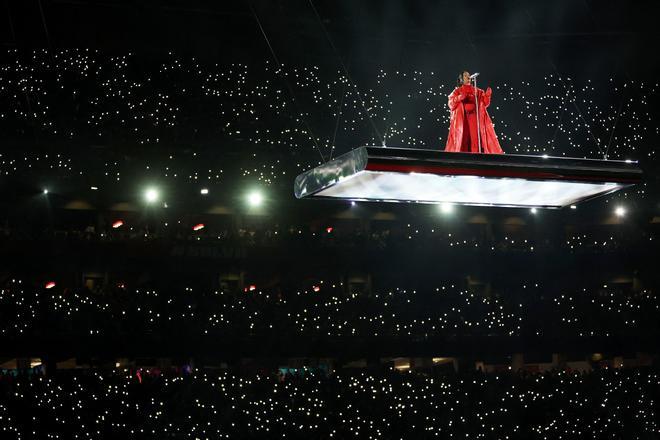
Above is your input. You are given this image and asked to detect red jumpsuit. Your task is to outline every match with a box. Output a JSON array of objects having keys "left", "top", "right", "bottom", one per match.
[{"left": 445, "top": 84, "right": 503, "bottom": 154}]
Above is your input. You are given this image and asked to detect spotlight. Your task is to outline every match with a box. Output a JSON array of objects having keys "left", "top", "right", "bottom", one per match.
[
  {"left": 439, "top": 203, "right": 454, "bottom": 214},
  {"left": 43, "top": 189, "right": 49, "bottom": 195},
  {"left": 144, "top": 187, "right": 159, "bottom": 203},
  {"left": 44, "top": 281, "right": 56, "bottom": 289},
  {"left": 90, "top": 186, "right": 98, "bottom": 191},
  {"left": 200, "top": 188, "right": 209, "bottom": 195},
  {"left": 615, "top": 206, "right": 626, "bottom": 217},
  {"left": 530, "top": 207, "right": 537, "bottom": 214},
  {"left": 112, "top": 220, "right": 124, "bottom": 229},
  {"left": 570, "top": 205, "right": 577, "bottom": 210},
  {"left": 247, "top": 191, "right": 263, "bottom": 207},
  {"left": 193, "top": 223, "right": 205, "bottom": 231},
  {"left": 351, "top": 201, "right": 356, "bottom": 206}
]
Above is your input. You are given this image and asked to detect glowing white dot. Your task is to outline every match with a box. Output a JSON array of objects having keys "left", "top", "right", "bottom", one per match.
[
  {"left": 247, "top": 191, "right": 263, "bottom": 207},
  {"left": 144, "top": 188, "right": 159, "bottom": 203},
  {"left": 439, "top": 203, "right": 454, "bottom": 214}
]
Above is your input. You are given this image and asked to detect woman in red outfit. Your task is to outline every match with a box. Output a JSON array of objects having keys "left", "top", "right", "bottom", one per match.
[{"left": 445, "top": 71, "right": 503, "bottom": 154}]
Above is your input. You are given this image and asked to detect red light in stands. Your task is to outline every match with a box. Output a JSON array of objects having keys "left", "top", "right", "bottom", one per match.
[
  {"left": 326, "top": 227, "right": 333, "bottom": 233},
  {"left": 45, "top": 281, "right": 56, "bottom": 289},
  {"left": 193, "top": 223, "right": 205, "bottom": 231},
  {"left": 112, "top": 220, "right": 124, "bottom": 229},
  {"left": 312, "top": 285, "right": 320, "bottom": 292}
]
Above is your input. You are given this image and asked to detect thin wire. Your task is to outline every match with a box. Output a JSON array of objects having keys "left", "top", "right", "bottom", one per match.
[
  {"left": 5, "top": 0, "right": 16, "bottom": 43},
  {"left": 37, "top": 0, "right": 52, "bottom": 50},
  {"left": 549, "top": 98, "right": 567, "bottom": 148},
  {"left": 550, "top": 63, "right": 604, "bottom": 158},
  {"left": 604, "top": 93, "right": 626, "bottom": 160},
  {"left": 246, "top": 0, "right": 326, "bottom": 162},
  {"left": 308, "top": 0, "right": 384, "bottom": 146},
  {"left": 329, "top": 83, "right": 346, "bottom": 160}
]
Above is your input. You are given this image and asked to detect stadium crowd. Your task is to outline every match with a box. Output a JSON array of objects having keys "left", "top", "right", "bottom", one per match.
[
  {"left": 0, "top": 47, "right": 658, "bottom": 439},
  {"left": 0, "top": 277, "right": 657, "bottom": 341},
  {"left": 0, "top": 366, "right": 658, "bottom": 439}
]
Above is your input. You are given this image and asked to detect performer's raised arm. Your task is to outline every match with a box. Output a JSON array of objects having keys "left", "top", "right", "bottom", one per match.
[
  {"left": 448, "top": 88, "right": 464, "bottom": 111},
  {"left": 480, "top": 87, "right": 492, "bottom": 108}
]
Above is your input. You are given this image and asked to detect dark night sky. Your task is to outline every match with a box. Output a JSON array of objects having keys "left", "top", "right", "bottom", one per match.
[{"left": 3, "top": 0, "right": 659, "bottom": 81}]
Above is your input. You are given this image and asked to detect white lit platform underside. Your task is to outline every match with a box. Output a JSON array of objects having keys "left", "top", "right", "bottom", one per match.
[
  {"left": 315, "top": 171, "right": 622, "bottom": 208},
  {"left": 294, "top": 147, "right": 642, "bottom": 209}
]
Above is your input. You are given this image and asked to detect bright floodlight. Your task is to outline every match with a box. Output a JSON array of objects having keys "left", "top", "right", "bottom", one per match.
[
  {"left": 144, "top": 187, "right": 159, "bottom": 203},
  {"left": 439, "top": 203, "right": 454, "bottom": 214},
  {"left": 43, "top": 189, "right": 49, "bottom": 194},
  {"left": 247, "top": 191, "right": 263, "bottom": 207},
  {"left": 615, "top": 206, "right": 626, "bottom": 217},
  {"left": 530, "top": 207, "right": 538, "bottom": 214},
  {"left": 200, "top": 188, "right": 209, "bottom": 195}
]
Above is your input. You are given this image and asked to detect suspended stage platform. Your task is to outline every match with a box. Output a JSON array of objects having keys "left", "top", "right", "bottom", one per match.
[{"left": 294, "top": 147, "right": 642, "bottom": 209}]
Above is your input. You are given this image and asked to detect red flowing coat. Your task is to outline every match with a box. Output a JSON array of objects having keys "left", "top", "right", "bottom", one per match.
[{"left": 445, "top": 84, "right": 503, "bottom": 154}]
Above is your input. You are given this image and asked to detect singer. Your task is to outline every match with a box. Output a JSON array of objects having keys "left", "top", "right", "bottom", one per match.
[{"left": 445, "top": 71, "right": 503, "bottom": 154}]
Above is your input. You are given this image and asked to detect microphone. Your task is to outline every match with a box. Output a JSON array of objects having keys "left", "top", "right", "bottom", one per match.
[{"left": 469, "top": 72, "right": 480, "bottom": 79}]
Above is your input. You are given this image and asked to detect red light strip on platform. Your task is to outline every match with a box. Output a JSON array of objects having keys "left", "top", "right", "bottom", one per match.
[{"left": 364, "top": 162, "right": 638, "bottom": 183}]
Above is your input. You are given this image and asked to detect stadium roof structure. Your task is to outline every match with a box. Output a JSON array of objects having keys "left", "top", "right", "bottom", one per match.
[{"left": 294, "top": 147, "right": 643, "bottom": 209}]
